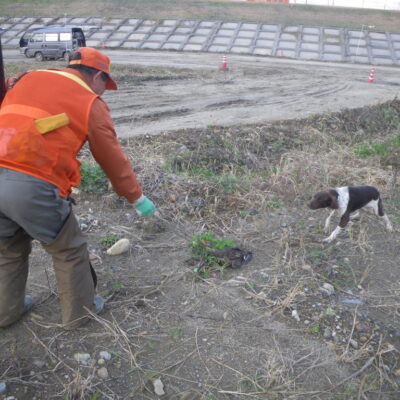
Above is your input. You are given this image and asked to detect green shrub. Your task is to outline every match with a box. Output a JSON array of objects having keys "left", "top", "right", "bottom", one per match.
[
  {"left": 79, "top": 161, "right": 109, "bottom": 193},
  {"left": 388, "top": 133, "right": 400, "bottom": 147},
  {"left": 353, "top": 143, "right": 387, "bottom": 158},
  {"left": 100, "top": 233, "right": 119, "bottom": 248},
  {"left": 353, "top": 133, "right": 400, "bottom": 158},
  {"left": 189, "top": 231, "right": 235, "bottom": 278}
]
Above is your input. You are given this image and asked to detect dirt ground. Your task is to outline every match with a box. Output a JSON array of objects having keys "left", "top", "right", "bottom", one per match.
[
  {"left": 104, "top": 51, "right": 400, "bottom": 138},
  {"left": 1, "top": 48, "right": 400, "bottom": 400}
]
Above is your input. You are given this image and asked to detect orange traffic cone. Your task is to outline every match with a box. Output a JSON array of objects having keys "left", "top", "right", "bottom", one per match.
[
  {"left": 219, "top": 54, "right": 229, "bottom": 71},
  {"left": 368, "top": 67, "right": 375, "bottom": 83}
]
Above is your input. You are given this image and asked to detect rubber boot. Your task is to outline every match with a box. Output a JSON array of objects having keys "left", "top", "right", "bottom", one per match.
[
  {"left": 0, "top": 229, "right": 32, "bottom": 327},
  {"left": 42, "top": 212, "right": 95, "bottom": 330}
]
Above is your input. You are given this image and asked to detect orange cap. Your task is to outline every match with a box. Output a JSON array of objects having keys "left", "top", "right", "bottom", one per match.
[{"left": 68, "top": 47, "right": 117, "bottom": 90}]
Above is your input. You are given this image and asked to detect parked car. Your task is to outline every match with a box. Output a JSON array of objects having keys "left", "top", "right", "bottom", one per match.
[{"left": 19, "top": 26, "right": 86, "bottom": 61}]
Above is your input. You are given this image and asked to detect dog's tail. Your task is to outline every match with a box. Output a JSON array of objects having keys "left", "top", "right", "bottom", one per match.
[{"left": 378, "top": 197, "right": 385, "bottom": 216}]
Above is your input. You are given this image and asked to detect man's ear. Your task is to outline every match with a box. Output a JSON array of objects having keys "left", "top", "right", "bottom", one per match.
[
  {"left": 329, "top": 190, "right": 339, "bottom": 209},
  {"left": 93, "top": 71, "right": 102, "bottom": 81}
]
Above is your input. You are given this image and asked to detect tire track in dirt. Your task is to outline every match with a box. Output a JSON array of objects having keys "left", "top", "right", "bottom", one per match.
[
  {"left": 86, "top": 50, "right": 400, "bottom": 137},
  {"left": 107, "top": 76, "right": 356, "bottom": 136}
]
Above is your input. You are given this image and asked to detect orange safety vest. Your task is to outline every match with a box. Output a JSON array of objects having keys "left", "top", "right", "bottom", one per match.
[{"left": 0, "top": 69, "right": 98, "bottom": 197}]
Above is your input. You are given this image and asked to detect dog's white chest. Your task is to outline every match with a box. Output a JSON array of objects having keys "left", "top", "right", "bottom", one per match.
[{"left": 335, "top": 187, "right": 349, "bottom": 211}]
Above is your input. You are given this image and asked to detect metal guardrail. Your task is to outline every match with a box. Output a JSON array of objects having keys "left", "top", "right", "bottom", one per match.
[{"left": 1, "top": 15, "right": 399, "bottom": 66}]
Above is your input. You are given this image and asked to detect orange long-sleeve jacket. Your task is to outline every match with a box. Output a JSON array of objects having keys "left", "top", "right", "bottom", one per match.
[{"left": 1, "top": 68, "right": 142, "bottom": 203}]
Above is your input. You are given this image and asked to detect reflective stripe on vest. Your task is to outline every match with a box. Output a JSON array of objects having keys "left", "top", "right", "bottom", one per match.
[{"left": 37, "top": 70, "right": 95, "bottom": 93}]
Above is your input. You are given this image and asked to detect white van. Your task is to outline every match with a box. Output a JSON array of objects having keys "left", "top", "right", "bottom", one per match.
[{"left": 19, "top": 26, "right": 86, "bottom": 61}]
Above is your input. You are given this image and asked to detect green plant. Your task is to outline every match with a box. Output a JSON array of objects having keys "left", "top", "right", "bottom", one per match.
[
  {"left": 306, "top": 248, "right": 327, "bottom": 264},
  {"left": 382, "top": 106, "right": 400, "bottom": 126},
  {"left": 101, "top": 281, "right": 123, "bottom": 297},
  {"left": 169, "top": 327, "right": 182, "bottom": 340},
  {"left": 215, "top": 174, "right": 239, "bottom": 194},
  {"left": 309, "top": 324, "right": 320, "bottom": 334},
  {"left": 239, "top": 379, "right": 257, "bottom": 393},
  {"left": 338, "top": 382, "right": 359, "bottom": 399},
  {"left": 353, "top": 143, "right": 387, "bottom": 158},
  {"left": 325, "top": 306, "right": 335, "bottom": 316},
  {"left": 354, "top": 132, "right": 400, "bottom": 159},
  {"left": 389, "top": 133, "right": 400, "bottom": 147},
  {"left": 111, "top": 281, "right": 123, "bottom": 291},
  {"left": 244, "top": 282, "right": 255, "bottom": 290},
  {"left": 189, "top": 231, "right": 235, "bottom": 278},
  {"left": 146, "top": 341, "right": 157, "bottom": 350},
  {"left": 266, "top": 198, "right": 283, "bottom": 209},
  {"left": 144, "top": 370, "right": 160, "bottom": 380},
  {"left": 190, "top": 167, "right": 216, "bottom": 178},
  {"left": 100, "top": 233, "right": 119, "bottom": 247},
  {"left": 239, "top": 376, "right": 263, "bottom": 393},
  {"left": 79, "top": 161, "right": 109, "bottom": 193}
]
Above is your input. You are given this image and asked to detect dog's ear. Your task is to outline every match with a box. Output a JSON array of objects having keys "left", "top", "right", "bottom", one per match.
[{"left": 328, "top": 190, "right": 339, "bottom": 209}]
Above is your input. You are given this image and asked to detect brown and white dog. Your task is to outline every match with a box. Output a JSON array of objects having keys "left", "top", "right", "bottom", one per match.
[{"left": 309, "top": 185, "right": 393, "bottom": 243}]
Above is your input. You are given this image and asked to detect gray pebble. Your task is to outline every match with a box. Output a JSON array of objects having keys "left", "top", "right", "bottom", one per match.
[
  {"left": 0, "top": 382, "right": 6, "bottom": 394},
  {"left": 99, "top": 351, "right": 111, "bottom": 361},
  {"left": 340, "top": 298, "right": 364, "bottom": 305},
  {"left": 33, "top": 360, "right": 46, "bottom": 368},
  {"left": 323, "top": 327, "right": 333, "bottom": 339},
  {"left": 97, "top": 367, "right": 109, "bottom": 379}
]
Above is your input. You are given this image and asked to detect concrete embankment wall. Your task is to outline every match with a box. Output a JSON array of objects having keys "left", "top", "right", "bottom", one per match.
[{"left": 1, "top": 16, "right": 400, "bottom": 66}]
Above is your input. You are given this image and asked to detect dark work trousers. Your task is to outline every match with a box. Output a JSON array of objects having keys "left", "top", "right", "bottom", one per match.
[{"left": 0, "top": 167, "right": 95, "bottom": 329}]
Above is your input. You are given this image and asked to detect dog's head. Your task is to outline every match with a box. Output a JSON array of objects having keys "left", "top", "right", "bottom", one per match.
[{"left": 309, "top": 190, "right": 338, "bottom": 210}]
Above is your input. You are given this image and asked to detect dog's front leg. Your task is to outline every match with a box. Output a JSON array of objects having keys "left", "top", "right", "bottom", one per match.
[
  {"left": 324, "top": 210, "right": 336, "bottom": 233},
  {"left": 323, "top": 211, "right": 349, "bottom": 242},
  {"left": 323, "top": 226, "right": 342, "bottom": 242}
]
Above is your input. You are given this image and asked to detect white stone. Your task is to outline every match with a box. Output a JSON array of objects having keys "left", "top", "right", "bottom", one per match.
[
  {"left": 153, "top": 378, "right": 165, "bottom": 396},
  {"left": 291, "top": 310, "right": 300, "bottom": 322},
  {"left": 106, "top": 238, "right": 130, "bottom": 255},
  {"left": 73, "top": 353, "right": 91, "bottom": 364}
]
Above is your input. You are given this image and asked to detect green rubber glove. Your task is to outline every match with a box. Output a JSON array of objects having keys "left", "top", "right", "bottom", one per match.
[{"left": 134, "top": 195, "right": 156, "bottom": 217}]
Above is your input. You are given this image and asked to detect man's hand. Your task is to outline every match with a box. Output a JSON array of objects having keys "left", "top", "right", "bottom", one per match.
[{"left": 134, "top": 195, "right": 156, "bottom": 217}]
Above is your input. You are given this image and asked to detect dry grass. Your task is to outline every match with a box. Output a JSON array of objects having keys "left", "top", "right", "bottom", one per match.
[
  {"left": 0, "top": 0, "right": 398, "bottom": 32},
  {"left": 117, "top": 98, "right": 400, "bottom": 226}
]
